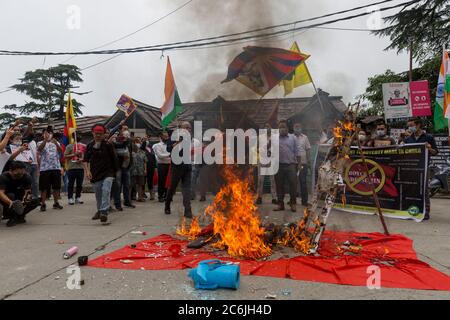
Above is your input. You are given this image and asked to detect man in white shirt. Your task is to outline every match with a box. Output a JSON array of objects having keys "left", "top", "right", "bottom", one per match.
[
  {"left": 152, "top": 131, "right": 171, "bottom": 202},
  {"left": 293, "top": 121, "right": 311, "bottom": 206}
]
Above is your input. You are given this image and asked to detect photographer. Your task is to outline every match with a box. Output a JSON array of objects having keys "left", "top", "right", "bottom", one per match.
[
  {"left": 0, "top": 161, "right": 40, "bottom": 227},
  {"left": 37, "top": 128, "right": 63, "bottom": 211}
]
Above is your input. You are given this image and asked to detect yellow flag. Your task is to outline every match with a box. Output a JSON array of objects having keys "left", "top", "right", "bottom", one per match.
[{"left": 283, "top": 42, "right": 312, "bottom": 96}]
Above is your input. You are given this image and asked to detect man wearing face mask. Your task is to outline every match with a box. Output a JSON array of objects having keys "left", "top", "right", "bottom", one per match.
[
  {"left": 293, "top": 121, "right": 311, "bottom": 207},
  {"left": 164, "top": 122, "right": 199, "bottom": 218},
  {"left": 153, "top": 131, "right": 171, "bottom": 202},
  {"left": 84, "top": 124, "right": 119, "bottom": 223},
  {"left": 367, "top": 121, "right": 396, "bottom": 148},
  {"left": 0, "top": 161, "right": 40, "bottom": 227},
  {"left": 274, "top": 120, "right": 301, "bottom": 212},
  {"left": 404, "top": 118, "right": 438, "bottom": 221},
  {"left": 111, "top": 124, "right": 135, "bottom": 210}
]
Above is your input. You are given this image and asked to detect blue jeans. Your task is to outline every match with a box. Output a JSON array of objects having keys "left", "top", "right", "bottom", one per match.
[
  {"left": 94, "top": 177, "right": 114, "bottom": 213},
  {"left": 112, "top": 168, "right": 131, "bottom": 207},
  {"left": 27, "top": 164, "right": 39, "bottom": 199}
]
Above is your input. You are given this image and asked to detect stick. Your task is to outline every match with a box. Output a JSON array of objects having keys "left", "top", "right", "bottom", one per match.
[{"left": 354, "top": 102, "right": 390, "bottom": 236}]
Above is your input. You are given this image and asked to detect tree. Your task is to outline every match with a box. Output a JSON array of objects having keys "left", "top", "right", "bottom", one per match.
[
  {"left": 5, "top": 64, "right": 90, "bottom": 120},
  {"left": 373, "top": 0, "right": 450, "bottom": 62}
]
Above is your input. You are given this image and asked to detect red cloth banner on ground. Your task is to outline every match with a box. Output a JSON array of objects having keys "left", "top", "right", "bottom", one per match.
[{"left": 88, "top": 231, "right": 450, "bottom": 291}]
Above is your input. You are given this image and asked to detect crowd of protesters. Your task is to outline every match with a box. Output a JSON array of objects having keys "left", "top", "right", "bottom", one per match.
[{"left": 0, "top": 115, "right": 442, "bottom": 227}]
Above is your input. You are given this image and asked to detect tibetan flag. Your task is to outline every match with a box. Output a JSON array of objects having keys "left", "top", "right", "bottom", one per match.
[
  {"left": 434, "top": 49, "right": 449, "bottom": 131},
  {"left": 63, "top": 91, "right": 77, "bottom": 147},
  {"left": 161, "top": 57, "right": 182, "bottom": 129},
  {"left": 222, "top": 46, "right": 307, "bottom": 96},
  {"left": 283, "top": 42, "right": 312, "bottom": 96},
  {"left": 116, "top": 94, "right": 137, "bottom": 117}
]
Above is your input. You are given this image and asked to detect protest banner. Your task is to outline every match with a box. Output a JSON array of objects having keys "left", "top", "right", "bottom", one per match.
[
  {"left": 430, "top": 134, "right": 450, "bottom": 166},
  {"left": 382, "top": 82, "right": 412, "bottom": 120},
  {"left": 313, "top": 144, "right": 428, "bottom": 221},
  {"left": 410, "top": 80, "right": 432, "bottom": 117}
]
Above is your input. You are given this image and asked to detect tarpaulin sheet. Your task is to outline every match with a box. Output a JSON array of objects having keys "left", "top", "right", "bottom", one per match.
[{"left": 88, "top": 231, "right": 450, "bottom": 291}]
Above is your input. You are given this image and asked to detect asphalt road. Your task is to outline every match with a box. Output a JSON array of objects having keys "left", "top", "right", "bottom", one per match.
[{"left": 1, "top": 193, "right": 450, "bottom": 300}]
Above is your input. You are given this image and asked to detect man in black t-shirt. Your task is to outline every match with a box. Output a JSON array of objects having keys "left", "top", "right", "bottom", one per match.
[
  {"left": 83, "top": 124, "right": 119, "bottom": 224},
  {"left": 0, "top": 161, "right": 40, "bottom": 227}
]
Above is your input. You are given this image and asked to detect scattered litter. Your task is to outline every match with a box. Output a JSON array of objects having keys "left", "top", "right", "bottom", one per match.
[
  {"left": 189, "top": 259, "right": 240, "bottom": 290},
  {"left": 140, "top": 267, "right": 146, "bottom": 271},
  {"left": 78, "top": 256, "right": 88, "bottom": 266},
  {"left": 155, "top": 242, "right": 164, "bottom": 247},
  {"left": 50, "top": 296, "right": 56, "bottom": 300},
  {"left": 120, "top": 259, "right": 134, "bottom": 264},
  {"left": 265, "top": 294, "right": 277, "bottom": 299},
  {"left": 57, "top": 240, "right": 65, "bottom": 245},
  {"left": 95, "top": 245, "right": 106, "bottom": 251},
  {"left": 79, "top": 280, "right": 85, "bottom": 286},
  {"left": 131, "top": 231, "right": 147, "bottom": 235},
  {"left": 54, "top": 276, "right": 60, "bottom": 280},
  {"left": 63, "top": 246, "right": 78, "bottom": 259},
  {"left": 281, "top": 289, "right": 291, "bottom": 296},
  {"left": 130, "top": 244, "right": 137, "bottom": 249}
]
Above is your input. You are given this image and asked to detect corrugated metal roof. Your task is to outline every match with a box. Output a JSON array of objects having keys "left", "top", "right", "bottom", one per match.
[{"left": 33, "top": 115, "right": 110, "bottom": 133}]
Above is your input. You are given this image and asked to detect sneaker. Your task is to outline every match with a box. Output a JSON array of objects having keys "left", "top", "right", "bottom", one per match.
[
  {"left": 124, "top": 203, "right": 136, "bottom": 209},
  {"left": 6, "top": 218, "right": 17, "bottom": 227},
  {"left": 40, "top": 204, "right": 46, "bottom": 212},
  {"left": 256, "top": 197, "right": 262, "bottom": 205},
  {"left": 92, "top": 212, "right": 101, "bottom": 220},
  {"left": 271, "top": 199, "right": 278, "bottom": 204},
  {"left": 53, "top": 202, "right": 63, "bottom": 210},
  {"left": 100, "top": 212, "right": 108, "bottom": 223},
  {"left": 199, "top": 196, "right": 206, "bottom": 202},
  {"left": 165, "top": 206, "right": 171, "bottom": 215},
  {"left": 75, "top": 198, "right": 84, "bottom": 204},
  {"left": 115, "top": 206, "right": 123, "bottom": 212},
  {"left": 68, "top": 198, "right": 75, "bottom": 205}
]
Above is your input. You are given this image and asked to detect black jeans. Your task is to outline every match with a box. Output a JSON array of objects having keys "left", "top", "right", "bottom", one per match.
[
  {"left": 67, "top": 169, "right": 84, "bottom": 199},
  {"left": 146, "top": 165, "right": 156, "bottom": 194},
  {"left": 157, "top": 163, "right": 170, "bottom": 199},
  {"left": 165, "top": 164, "right": 192, "bottom": 214},
  {"left": 298, "top": 165, "right": 308, "bottom": 205},
  {"left": 1, "top": 193, "right": 40, "bottom": 220},
  {"left": 275, "top": 164, "right": 298, "bottom": 205}
]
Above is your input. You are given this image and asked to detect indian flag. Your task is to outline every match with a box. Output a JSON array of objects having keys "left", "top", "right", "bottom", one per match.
[
  {"left": 161, "top": 57, "right": 182, "bottom": 129},
  {"left": 434, "top": 49, "right": 450, "bottom": 131}
]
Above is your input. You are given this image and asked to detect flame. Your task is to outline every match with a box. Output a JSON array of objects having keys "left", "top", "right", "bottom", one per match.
[
  {"left": 277, "top": 208, "right": 313, "bottom": 254},
  {"left": 205, "top": 166, "right": 272, "bottom": 259},
  {"left": 176, "top": 217, "right": 201, "bottom": 240}
]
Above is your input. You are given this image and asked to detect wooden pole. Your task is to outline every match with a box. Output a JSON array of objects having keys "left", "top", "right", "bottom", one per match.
[
  {"left": 354, "top": 107, "right": 390, "bottom": 235},
  {"left": 409, "top": 40, "right": 413, "bottom": 83}
]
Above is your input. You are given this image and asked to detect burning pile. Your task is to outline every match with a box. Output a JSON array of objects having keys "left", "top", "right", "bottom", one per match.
[
  {"left": 178, "top": 115, "right": 357, "bottom": 259},
  {"left": 177, "top": 165, "right": 317, "bottom": 260}
]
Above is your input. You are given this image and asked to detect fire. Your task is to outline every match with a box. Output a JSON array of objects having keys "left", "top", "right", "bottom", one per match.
[
  {"left": 277, "top": 208, "right": 313, "bottom": 254},
  {"left": 205, "top": 166, "right": 272, "bottom": 259},
  {"left": 176, "top": 217, "right": 201, "bottom": 240}
]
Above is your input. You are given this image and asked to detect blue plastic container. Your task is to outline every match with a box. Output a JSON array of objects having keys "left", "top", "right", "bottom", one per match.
[{"left": 189, "top": 259, "right": 240, "bottom": 290}]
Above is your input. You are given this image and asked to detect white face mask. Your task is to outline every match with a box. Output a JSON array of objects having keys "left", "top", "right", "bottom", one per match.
[
  {"left": 358, "top": 134, "right": 366, "bottom": 142},
  {"left": 135, "top": 144, "right": 141, "bottom": 149},
  {"left": 123, "top": 131, "right": 131, "bottom": 138}
]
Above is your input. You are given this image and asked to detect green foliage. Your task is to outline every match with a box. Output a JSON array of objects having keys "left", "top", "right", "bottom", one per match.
[
  {"left": 373, "top": 0, "right": 450, "bottom": 62},
  {"left": 5, "top": 64, "right": 90, "bottom": 120}
]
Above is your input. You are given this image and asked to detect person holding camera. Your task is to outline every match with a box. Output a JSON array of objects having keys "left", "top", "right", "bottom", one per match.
[
  {"left": 37, "top": 128, "right": 63, "bottom": 211},
  {"left": 0, "top": 161, "right": 40, "bottom": 227}
]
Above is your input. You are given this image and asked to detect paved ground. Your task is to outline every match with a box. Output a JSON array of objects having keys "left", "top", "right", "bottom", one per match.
[{"left": 1, "top": 193, "right": 450, "bottom": 300}]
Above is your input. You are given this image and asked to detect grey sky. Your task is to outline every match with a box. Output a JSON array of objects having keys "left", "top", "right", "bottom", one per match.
[{"left": 0, "top": 0, "right": 411, "bottom": 117}]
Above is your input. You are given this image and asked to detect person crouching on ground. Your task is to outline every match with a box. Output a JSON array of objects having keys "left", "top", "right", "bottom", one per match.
[
  {"left": 0, "top": 161, "right": 40, "bottom": 227},
  {"left": 130, "top": 137, "right": 148, "bottom": 202},
  {"left": 83, "top": 124, "right": 119, "bottom": 224}
]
